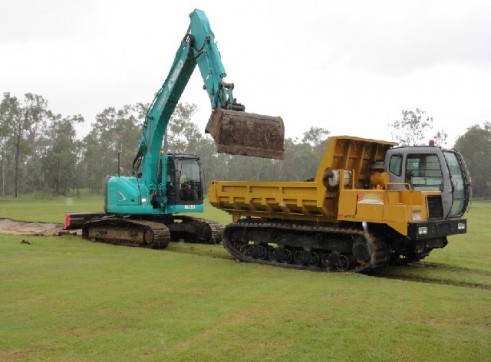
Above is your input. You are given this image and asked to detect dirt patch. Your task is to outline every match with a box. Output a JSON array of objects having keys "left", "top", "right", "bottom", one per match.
[{"left": 0, "top": 218, "right": 80, "bottom": 236}]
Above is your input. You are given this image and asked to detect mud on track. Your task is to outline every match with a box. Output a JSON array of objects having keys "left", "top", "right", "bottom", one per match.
[{"left": 0, "top": 218, "right": 79, "bottom": 236}]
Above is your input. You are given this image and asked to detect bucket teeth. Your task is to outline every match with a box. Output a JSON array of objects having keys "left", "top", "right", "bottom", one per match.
[{"left": 206, "top": 109, "right": 285, "bottom": 160}]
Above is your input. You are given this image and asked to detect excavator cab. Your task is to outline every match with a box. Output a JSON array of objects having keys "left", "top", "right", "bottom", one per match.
[{"left": 164, "top": 154, "right": 204, "bottom": 207}]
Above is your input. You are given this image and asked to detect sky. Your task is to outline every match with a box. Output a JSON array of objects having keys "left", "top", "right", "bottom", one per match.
[{"left": 1, "top": 0, "right": 490, "bottom": 146}]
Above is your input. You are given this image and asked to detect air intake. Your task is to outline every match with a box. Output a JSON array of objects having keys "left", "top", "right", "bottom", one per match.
[{"left": 427, "top": 195, "right": 443, "bottom": 219}]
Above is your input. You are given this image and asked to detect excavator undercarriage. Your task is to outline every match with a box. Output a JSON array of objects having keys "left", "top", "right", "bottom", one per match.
[{"left": 80, "top": 216, "right": 223, "bottom": 249}]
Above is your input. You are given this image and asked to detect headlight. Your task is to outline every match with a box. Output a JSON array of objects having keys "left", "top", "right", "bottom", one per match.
[
  {"left": 457, "top": 223, "right": 466, "bottom": 231},
  {"left": 141, "top": 198, "right": 147, "bottom": 203},
  {"left": 418, "top": 226, "right": 428, "bottom": 235}
]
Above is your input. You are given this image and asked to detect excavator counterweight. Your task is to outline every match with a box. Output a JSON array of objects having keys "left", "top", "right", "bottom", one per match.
[{"left": 206, "top": 109, "right": 285, "bottom": 159}]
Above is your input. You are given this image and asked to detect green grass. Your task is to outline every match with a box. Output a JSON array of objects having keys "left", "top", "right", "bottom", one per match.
[
  {"left": 0, "top": 195, "right": 233, "bottom": 225},
  {"left": 0, "top": 194, "right": 105, "bottom": 223},
  {"left": 0, "top": 197, "right": 490, "bottom": 361}
]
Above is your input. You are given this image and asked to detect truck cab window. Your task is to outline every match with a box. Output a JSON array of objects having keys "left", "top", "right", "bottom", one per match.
[
  {"left": 406, "top": 154, "right": 443, "bottom": 191},
  {"left": 443, "top": 151, "right": 469, "bottom": 217},
  {"left": 389, "top": 155, "right": 402, "bottom": 176}
]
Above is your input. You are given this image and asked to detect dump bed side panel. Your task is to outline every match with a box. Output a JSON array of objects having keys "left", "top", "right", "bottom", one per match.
[
  {"left": 208, "top": 180, "right": 338, "bottom": 222},
  {"left": 315, "top": 136, "right": 397, "bottom": 187},
  {"left": 208, "top": 136, "right": 398, "bottom": 222}
]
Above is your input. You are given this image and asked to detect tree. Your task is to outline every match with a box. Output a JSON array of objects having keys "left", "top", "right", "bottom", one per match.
[
  {"left": 0, "top": 93, "right": 49, "bottom": 197},
  {"left": 41, "top": 114, "right": 83, "bottom": 195},
  {"left": 301, "top": 126, "right": 329, "bottom": 148},
  {"left": 389, "top": 108, "right": 448, "bottom": 146},
  {"left": 165, "top": 103, "right": 203, "bottom": 154},
  {"left": 301, "top": 126, "right": 330, "bottom": 159},
  {"left": 80, "top": 104, "right": 143, "bottom": 194},
  {"left": 0, "top": 93, "right": 342, "bottom": 196},
  {"left": 203, "top": 126, "right": 331, "bottom": 183},
  {"left": 276, "top": 138, "right": 320, "bottom": 181},
  {"left": 454, "top": 122, "right": 491, "bottom": 199},
  {"left": 0, "top": 96, "right": 14, "bottom": 196}
]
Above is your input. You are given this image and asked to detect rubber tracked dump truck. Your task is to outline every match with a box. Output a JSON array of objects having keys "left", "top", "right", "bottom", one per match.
[
  {"left": 208, "top": 136, "right": 471, "bottom": 272},
  {"left": 64, "top": 9, "right": 284, "bottom": 248}
]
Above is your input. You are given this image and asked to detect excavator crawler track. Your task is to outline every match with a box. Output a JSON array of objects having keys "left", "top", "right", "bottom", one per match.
[
  {"left": 81, "top": 216, "right": 223, "bottom": 248},
  {"left": 82, "top": 218, "right": 171, "bottom": 249},
  {"left": 222, "top": 219, "right": 390, "bottom": 273},
  {"left": 167, "top": 216, "right": 224, "bottom": 244}
]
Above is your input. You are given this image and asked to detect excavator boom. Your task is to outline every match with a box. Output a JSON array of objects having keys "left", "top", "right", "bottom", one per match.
[{"left": 191, "top": 9, "right": 284, "bottom": 159}]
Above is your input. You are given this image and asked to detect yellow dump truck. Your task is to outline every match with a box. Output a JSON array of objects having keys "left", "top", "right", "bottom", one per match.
[{"left": 208, "top": 136, "right": 471, "bottom": 272}]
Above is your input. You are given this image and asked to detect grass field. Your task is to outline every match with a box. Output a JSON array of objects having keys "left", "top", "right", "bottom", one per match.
[{"left": 0, "top": 196, "right": 490, "bottom": 361}]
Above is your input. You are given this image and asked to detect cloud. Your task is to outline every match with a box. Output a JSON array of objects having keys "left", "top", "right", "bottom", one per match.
[
  {"left": 319, "top": 1, "right": 491, "bottom": 76},
  {"left": 0, "top": 0, "right": 101, "bottom": 44},
  {"left": 1, "top": 0, "right": 490, "bottom": 146}
]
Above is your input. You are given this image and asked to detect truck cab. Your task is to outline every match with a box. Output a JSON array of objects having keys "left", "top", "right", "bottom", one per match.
[{"left": 385, "top": 145, "right": 471, "bottom": 218}]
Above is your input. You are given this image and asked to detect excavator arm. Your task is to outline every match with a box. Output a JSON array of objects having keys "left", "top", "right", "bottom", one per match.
[
  {"left": 190, "top": 10, "right": 244, "bottom": 111},
  {"left": 133, "top": 8, "right": 285, "bottom": 186}
]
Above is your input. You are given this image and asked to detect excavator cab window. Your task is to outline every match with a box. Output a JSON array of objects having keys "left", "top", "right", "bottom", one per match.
[
  {"left": 164, "top": 156, "right": 177, "bottom": 204},
  {"left": 175, "top": 157, "right": 203, "bottom": 203},
  {"left": 164, "top": 155, "right": 203, "bottom": 205}
]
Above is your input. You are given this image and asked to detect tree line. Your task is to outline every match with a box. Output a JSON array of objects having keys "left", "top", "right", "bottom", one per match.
[{"left": 1, "top": 92, "right": 490, "bottom": 199}]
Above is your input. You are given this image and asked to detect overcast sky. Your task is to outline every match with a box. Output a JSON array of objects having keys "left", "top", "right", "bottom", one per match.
[{"left": 1, "top": 0, "right": 490, "bottom": 146}]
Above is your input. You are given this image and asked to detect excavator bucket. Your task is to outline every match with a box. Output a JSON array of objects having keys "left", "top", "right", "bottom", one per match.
[{"left": 206, "top": 109, "right": 285, "bottom": 159}]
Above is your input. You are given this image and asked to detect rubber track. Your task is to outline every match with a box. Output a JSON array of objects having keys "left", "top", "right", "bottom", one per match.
[
  {"left": 171, "top": 216, "right": 224, "bottom": 244},
  {"left": 188, "top": 217, "right": 224, "bottom": 244},
  {"left": 222, "top": 220, "right": 390, "bottom": 273},
  {"left": 206, "top": 219, "right": 224, "bottom": 244},
  {"left": 82, "top": 218, "right": 171, "bottom": 249}
]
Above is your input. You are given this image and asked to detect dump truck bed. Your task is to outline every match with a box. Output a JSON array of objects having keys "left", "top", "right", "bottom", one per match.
[
  {"left": 208, "top": 179, "right": 335, "bottom": 222},
  {"left": 208, "top": 136, "right": 397, "bottom": 223}
]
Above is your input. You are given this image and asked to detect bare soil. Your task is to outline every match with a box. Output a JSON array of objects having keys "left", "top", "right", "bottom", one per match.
[{"left": 0, "top": 218, "right": 80, "bottom": 236}]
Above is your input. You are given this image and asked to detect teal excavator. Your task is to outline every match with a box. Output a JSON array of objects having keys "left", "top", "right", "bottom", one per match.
[{"left": 64, "top": 9, "right": 285, "bottom": 248}]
